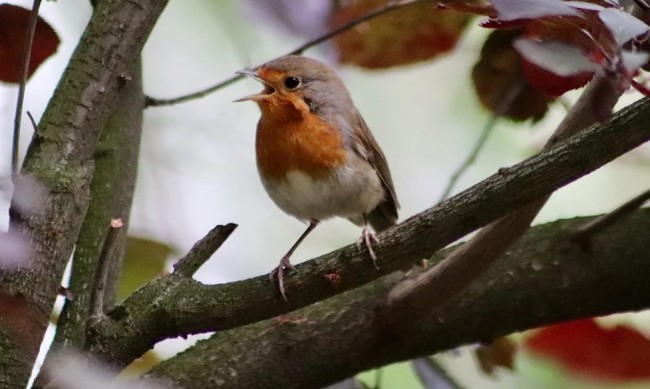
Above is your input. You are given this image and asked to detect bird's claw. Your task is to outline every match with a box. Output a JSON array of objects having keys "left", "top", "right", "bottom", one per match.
[
  {"left": 357, "top": 227, "right": 380, "bottom": 269},
  {"left": 270, "top": 256, "right": 295, "bottom": 300}
]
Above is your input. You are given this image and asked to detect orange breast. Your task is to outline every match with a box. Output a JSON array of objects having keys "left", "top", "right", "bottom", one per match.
[{"left": 256, "top": 102, "right": 346, "bottom": 179}]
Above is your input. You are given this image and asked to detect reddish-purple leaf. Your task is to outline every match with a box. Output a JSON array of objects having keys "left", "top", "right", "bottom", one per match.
[
  {"left": 0, "top": 4, "right": 60, "bottom": 83},
  {"left": 472, "top": 29, "right": 552, "bottom": 121},
  {"left": 598, "top": 7, "right": 649, "bottom": 45},
  {"left": 513, "top": 39, "right": 598, "bottom": 76},
  {"left": 491, "top": 0, "right": 581, "bottom": 21},
  {"left": 519, "top": 55, "right": 593, "bottom": 96}
]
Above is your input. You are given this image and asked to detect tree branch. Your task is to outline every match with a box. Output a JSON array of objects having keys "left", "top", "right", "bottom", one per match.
[
  {"left": 144, "top": 0, "right": 431, "bottom": 107},
  {"left": 172, "top": 224, "right": 238, "bottom": 277},
  {"left": 33, "top": 57, "right": 146, "bottom": 388},
  {"left": 145, "top": 208, "right": 650, "bottom": 388},
  {"left": 88, "top": 96, "right": 650, "bottom": 369},
  {"left": 571, "top": 187, "right": 650, "bottom": 246},
  {"left": 384, "top": 74, "right": 626, "bottom": 322},
  {"left": 86, "top": 218, "right": 123, "bottom": 330},
  {"left": 0, "top": 1, "right": 168, "bottom": 386},
  {"left": 12, "top": 0, "right": 42, "bottom": 174}
]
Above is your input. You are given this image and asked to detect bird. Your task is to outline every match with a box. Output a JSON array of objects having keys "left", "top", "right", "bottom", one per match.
[{"left": 235, "top": 55, "right": 399, "bottom": 299}]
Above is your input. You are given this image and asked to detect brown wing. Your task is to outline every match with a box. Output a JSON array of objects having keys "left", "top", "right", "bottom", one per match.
[{"left": 352, "top": 113, "right": 399, "bottom": 232}]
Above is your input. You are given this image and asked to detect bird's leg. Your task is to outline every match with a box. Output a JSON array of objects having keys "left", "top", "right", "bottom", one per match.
[
  {"left": 270, "top": 219, "right": 319, "bottom": 300},
  {"left": 356, "top": 214, "right": 379, "bottom": 269}
]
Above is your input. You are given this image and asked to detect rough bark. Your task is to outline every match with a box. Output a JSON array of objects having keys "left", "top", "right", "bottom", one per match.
[
  {"left": 0, "top": 1, "right": 167, "bottom": 387},
  {"left": 384, "top": 74, "right": 624, "bottom": 323},
  {"left": 33, "top": 57, "right": 144, "bottom": 388},
  {"left": 146, "top": 208, "right": 650, "bottom": 388},
  {"left": 88, "top": 96, "right": 650, "bottom": 370}
]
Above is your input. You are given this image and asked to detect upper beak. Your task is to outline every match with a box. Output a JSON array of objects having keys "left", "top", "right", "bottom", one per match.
[{"left": 234, "top": 68, "right": 275, "bottom": 102}]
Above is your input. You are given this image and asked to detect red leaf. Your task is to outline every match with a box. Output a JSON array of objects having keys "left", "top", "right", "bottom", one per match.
[
  {"left": 0, "top": 4, "right": 60, "bottom": 83},
  {"left": 331, "top": 0, "right": 473, "bottom": 69},
  {"left": 526, "top": 318, "right": 650, "bottom": 381},
  {"left": 472, "top": 29, "right": 552, "bottom": 122},
  {"left": 0, "top": 288, "right": 47, "bottom": 354},
  {"left": 491, "top": 0, "right": 581, "bottom": 21},
  {"left": 519, "top": 52, "right": 593, "bottom": 97}
]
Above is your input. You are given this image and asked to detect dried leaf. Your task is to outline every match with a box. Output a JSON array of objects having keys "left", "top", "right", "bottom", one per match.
[
  {"left": 331, "top": 0, "right": 473, "bottom": 68},
  {"left": 117, "top": 237, "right": 174, "bottom": 301},
  {"left": 472, "top": 29, "right": 552, "bottom": 122},
  {"left": 475, "top": 336, "right": 517, "bottom": 375}
]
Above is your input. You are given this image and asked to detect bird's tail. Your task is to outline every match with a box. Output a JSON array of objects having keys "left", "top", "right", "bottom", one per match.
[{"left": 367, "top": 200, "right": 398, "bottom": 232}]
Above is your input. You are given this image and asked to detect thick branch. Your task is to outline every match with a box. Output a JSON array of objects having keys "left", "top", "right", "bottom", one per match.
[
  {"left": 88, "top": 97, "right": 650, "bottom": 369},
  {"left": 0, "top": 1, "right": 167, "bottom": 387},
  {"left": 40, "top": 59, "right": 144, "bottom": 375},
  {"left": 146, "top": 209, "right": 650, "bottom": 388},
  {"left": 385, "top": 74, "right": 625, "bottom": 321}
]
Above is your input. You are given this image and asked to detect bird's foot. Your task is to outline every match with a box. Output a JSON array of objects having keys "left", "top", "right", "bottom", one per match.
[
  {"left": 357, "top": 226, "right": 380, "bottom": 269},
  {"left": 269, "top": 256, "right": 295, "bottom": 300}
]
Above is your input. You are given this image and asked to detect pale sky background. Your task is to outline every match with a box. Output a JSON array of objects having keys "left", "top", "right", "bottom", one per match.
[{"left": 1, "top": 1, "right": 649, "bottom": 388}]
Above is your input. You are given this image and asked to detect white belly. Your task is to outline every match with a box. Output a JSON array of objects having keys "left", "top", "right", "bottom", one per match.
[{"left": 260, "top": 167, "right": 384, "bottom": 225}]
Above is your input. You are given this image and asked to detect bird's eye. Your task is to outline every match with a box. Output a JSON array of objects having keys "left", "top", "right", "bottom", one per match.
[{"left": 283, "top": 76, "right": 301, "bottom": 90}]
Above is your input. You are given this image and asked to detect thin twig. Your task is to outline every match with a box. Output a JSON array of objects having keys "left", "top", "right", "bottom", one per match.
[
  {"left": 12, "top": 0, "right": 43, "bottom": 174},
  {"left": 439, "top": 118, "right": 497, "bottom": 201},
  {"left": 385, "top": 73, "right": 626, "bottom": 326},
  {"left": 144, "top": 0, "right": 430, "bottom": 107},
  {"left": 173, "top": 223, "right": 238, "bottom": 277},
  {"left": 571, "top": 188, "right": 650, "bottom": 246},
  {"left": 287, "top": 0, "right": 427, "bottom": 56},
  {"left": 26, "top": 111, "right": 38, "bottom": 131},
  {"left": 439, "top": 79, "right": 526, "bottom": 201},
  {"left": 86, "top": 218, "right": 123, "bottom": 332}
]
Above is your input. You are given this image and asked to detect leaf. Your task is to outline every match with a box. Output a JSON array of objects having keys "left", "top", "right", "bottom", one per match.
[
  {"left": 465, "top": 0, "right": 650, "bottom": 118},
  {"left": 117, "top": 237, "right": 175, "bottom": 301},
  {"left": 519, "top": 55, "right": 594, "bottom": 97},
  {"left": 331, "top": 0, "right": 474, "bottom": 69},
  {"left": 472, "top": 29, "right": 552, "bottom": 122},
  {"left": 513, "top": 39, "right": 598, "bottom": 77},
  {"left": 515, "top": 39, "right": 594, "bottom": 96},
  {"left": 474, "top": 336, "right": 517, "bottom": 375},
  {"left": 491, "top": 0, "right": 582, "bottom": 21},
  {"left": 0, "top": 4, "right": 60, "bottom": 83},
  {"left": 598, "top": 7, "right": 649, "bottom": 46},
  {"left": 0, "top": 288, "right": 46, "bottom": 353},
  {"left": 526, "top": 318, "right": 650, "bottom": 381}
]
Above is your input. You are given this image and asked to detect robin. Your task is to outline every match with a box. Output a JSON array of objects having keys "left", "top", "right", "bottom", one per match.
[{"left": 236, "top": 55, "right": 399, "bottom": 299}]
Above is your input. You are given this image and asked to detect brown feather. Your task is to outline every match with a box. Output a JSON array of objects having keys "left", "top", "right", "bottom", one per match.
[{"left": 351, "top": 113, "right": 399, "bottom": 232}]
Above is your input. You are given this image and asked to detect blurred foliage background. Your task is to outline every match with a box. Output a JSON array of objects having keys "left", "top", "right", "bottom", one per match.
[{"left": 1, "top": 0, "right": 649, "bottom": 388}]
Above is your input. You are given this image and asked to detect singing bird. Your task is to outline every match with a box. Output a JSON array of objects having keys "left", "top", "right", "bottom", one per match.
[{"left": 236, "top": 55, "right": 399, "bottom": 299}]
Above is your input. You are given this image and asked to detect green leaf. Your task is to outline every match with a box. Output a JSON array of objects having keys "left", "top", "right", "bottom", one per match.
[{"left": 117, "top": 237, "right": 175, "bottom": 301}]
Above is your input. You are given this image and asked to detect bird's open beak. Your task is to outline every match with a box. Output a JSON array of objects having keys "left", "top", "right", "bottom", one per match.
[{"left": 234, "top": 68, "right": 276, "bottom": 102}]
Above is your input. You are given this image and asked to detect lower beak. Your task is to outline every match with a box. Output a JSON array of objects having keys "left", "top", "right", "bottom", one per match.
[{"left": 234, "top": 69, "right": 274, "bottom": 102}]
